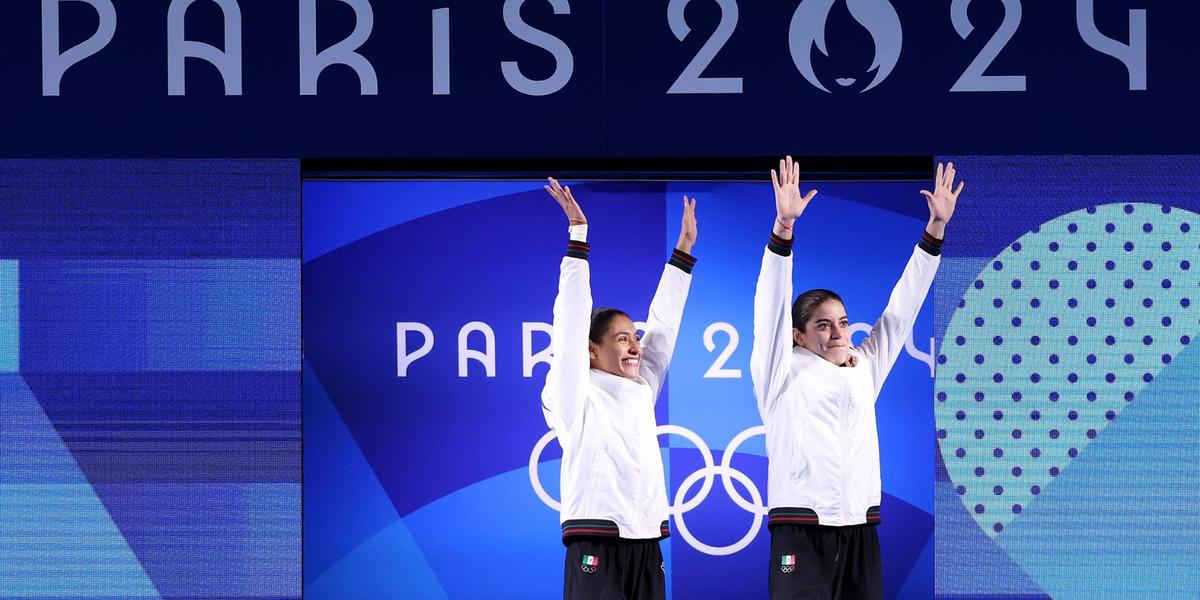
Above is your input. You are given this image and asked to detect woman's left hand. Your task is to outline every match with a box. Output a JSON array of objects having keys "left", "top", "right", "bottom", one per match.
[
  {"left": 921, "top": 162, "right": 964, "bottom": 225},
  {"left": 676, "top": 195, "right": 697, "bottom": 254}
]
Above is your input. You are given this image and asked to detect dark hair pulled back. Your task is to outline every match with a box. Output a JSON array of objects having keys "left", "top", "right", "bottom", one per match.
[
  {"left": 791, "top": 289, "right": 844, "bottom": 338},
  {"left": 589, "top": 307, "right": 631, "bottom": 344}
]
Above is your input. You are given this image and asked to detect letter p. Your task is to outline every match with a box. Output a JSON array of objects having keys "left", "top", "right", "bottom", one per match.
[
  {"left": 42, "top": 0, "right": 117, "bottom": 96},
  {"left": 396, "top": 322, "right": 434, "bottom": 377}
]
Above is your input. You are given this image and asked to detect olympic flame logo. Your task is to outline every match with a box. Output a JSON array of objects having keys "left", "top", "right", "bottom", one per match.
[{"left": 789, "top": 0, "right": 903, "bottom": 92}]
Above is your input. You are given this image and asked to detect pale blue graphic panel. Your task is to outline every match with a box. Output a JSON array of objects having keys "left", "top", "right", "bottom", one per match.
[{"left": 934, "top": 156, "right": 1200, "bottom": 599}]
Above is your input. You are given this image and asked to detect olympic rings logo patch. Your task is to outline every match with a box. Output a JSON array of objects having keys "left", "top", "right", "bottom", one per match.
[{"left": 529, "top": 424, "right": 768, "bottom": 556}]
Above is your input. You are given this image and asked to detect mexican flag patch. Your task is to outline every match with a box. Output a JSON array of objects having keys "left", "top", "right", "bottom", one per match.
[
  {"left": 781, "top": 555, "right": 796, "bottom": 566},
  {"left": 582, "top": 555, "right": 599, "bottom": 567}
]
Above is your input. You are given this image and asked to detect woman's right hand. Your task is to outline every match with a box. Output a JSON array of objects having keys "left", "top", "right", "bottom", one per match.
[
  {"left": 545, "top": 177, "right": 587, "bottom": 226},
  {"left": 771, "top": 155, "right": 817, "bottom": 228}
]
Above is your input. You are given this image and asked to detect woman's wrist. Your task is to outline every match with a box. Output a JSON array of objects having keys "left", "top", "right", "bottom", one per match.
[
  {"left": 773, "top": 217, "right": 794, "bottom": 240},
  {"left": 925, "top": 218, "right": 946, "bottom": 239}
]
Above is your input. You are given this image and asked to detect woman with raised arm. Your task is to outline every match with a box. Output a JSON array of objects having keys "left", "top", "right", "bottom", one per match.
[
  {"left": 540, "top": 178, "right": 697, "bottom": 600},
  {"left": 751, "top": 157, "right": 962, "bottom": 599}
]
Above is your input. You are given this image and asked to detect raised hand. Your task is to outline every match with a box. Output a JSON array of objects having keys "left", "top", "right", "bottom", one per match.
[
  {"left": 676, "top": 195, "right": 697, "bottom": 254},
  {"left": 920, "top": 162, "right": 964, "bottom": 237},
  {"left": 770, "top": 155, "right": 818, "bottom": 227},
  {"left": 545, "top": 177, "right": 587, "bottom": 225}
]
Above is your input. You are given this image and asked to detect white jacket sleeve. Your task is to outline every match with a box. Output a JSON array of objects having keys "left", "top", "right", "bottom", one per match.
[
  {"left": 857, "top": 245, "right": 940, "bottom": 398},
  {"left": 750, "top": 245, "right": 794, "bottom": 420},
  {"left": 541, "top": 251, "right": 593, "bottom": 432},
  {"left": 638, "top": 257, "right": 694, "bottom": 402}
]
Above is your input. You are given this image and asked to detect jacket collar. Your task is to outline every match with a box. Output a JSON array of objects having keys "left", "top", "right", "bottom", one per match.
[
  {"left": 793, "top": 345, "right": 861, "bottom": 368},
  {"left": 589, "top": 368, "right": 648, "bottom": 394}
]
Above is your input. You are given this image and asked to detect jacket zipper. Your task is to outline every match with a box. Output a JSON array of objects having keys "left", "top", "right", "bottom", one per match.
[{"left": 840, "top": 379, "right": 851, "bottom": 524}]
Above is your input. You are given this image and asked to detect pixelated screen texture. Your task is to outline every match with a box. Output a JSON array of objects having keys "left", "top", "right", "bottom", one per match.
[
  {"left": 933, "top": 156, "right": 1200, "bottom": 600},
  {"left": 0, "top": 160, "right": 300, "bottom": 599}
]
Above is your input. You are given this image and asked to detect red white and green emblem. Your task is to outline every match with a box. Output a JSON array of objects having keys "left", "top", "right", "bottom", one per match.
[
  {"left": 580, "top": 555, "right": 599, "bottom": 573},
  {"left": 780, "top": 554, "right": 796, "bottom": 573}
]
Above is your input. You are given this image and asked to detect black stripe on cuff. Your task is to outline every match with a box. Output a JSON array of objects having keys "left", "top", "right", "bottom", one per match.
[
  {"left": 768, "top": 232, "right": 794, "bottom": 256},
  {"left": 668, "top": 249, "right": 697, "bottom": 273},
  {"left": 918, "top": 231, "right": 944, "bottom": 256},
  {"left": 566, "top": 241, "right": 591, "bottom": 260}
]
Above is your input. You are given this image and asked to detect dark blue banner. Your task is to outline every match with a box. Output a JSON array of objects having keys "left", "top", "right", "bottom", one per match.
[{"left": 1, "top": 1, "right": 1188, "bottom": 156}]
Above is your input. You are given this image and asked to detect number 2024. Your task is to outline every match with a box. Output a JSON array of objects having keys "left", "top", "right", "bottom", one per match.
[{"left": 665, "top": 0, "right": 1146, "bottom": 94}]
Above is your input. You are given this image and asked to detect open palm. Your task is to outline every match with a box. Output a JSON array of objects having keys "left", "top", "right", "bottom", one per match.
[
  {"left": 771, "top": 155, "right": 817, "bottom": 223},
  {"left": 545, "top": 177, "right": 586, "bottom": 225},
  {"left": 920, "top": 162, "right": 963, "bottom": 224}
]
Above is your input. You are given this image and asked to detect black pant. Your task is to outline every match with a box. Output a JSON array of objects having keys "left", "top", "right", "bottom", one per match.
[
  {"left": 768, "top": 524, "right": 882, "bottom": 600},
  {"left": 564, "top": 537, "right": 665, "bottom": 600}
]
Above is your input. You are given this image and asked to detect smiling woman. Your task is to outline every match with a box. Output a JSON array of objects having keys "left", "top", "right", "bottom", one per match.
[
  {"left": 588, "top": 309, "right": 642, "bottom": 379},
  {"left": 539, "top": 178, "right": 697, "bottom": 600}
]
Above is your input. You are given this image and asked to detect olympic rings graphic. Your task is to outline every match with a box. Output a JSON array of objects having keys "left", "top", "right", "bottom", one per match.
[
  {"left": 528, "top": 424, "right": 768, "bottom": 556},
  {"left": 528, "top": 430, "right": 563, "bottom": 511},
  {"left": 781, "top": 565, "right": 795, "bottom": 574}
]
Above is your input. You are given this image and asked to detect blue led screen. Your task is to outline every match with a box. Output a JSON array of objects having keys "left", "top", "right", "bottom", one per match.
[
  {"left": 0, "top": 159, "right": 301, "bottom": 599},
  {"left": 932, "top": 156, "right": 1200, "bottom": 600},
  {"left": 302, "top": 178, "right": 940, "bottom": 599},
  {"left": 3, "top": 155, "right": 1193, "bottom": 599}
]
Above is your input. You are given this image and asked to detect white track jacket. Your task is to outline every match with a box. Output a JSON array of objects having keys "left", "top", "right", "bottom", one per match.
[
  {"left": 751, "top": 242, "right": 938, "bottom": 527},
  {"left": 542, "top": 240, "right": 694, "bottom": 542}
]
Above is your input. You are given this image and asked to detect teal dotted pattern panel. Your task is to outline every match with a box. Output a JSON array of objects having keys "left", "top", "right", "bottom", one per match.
[{"left": 936, "top": 203, "right": 1197, "bottom": 537}]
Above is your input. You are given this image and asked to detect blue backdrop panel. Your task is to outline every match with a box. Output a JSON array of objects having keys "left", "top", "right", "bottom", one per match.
[
  {"left": 303, "top": 177, "right": 937, "bottom": 598},
  {"left": 932, "top": 156, "right": 1200, "bottom": 599},
  {"left": 0, "top": 373, "right": 159, "bottom": 598},
  {"left": 18, "top": 260, "right": 296, "bottom": 372},
  {"left": 0, "top": 159, "right": 300, "bottom": 599},
  {"left": 303, "top": 182, "right": 667, "bottom": 520},
  {"left": 0, "top": 160, "right": 297, "bottom": 258},
  {"left": 0, "top": 260, "right": 16, "bottom": 371}
]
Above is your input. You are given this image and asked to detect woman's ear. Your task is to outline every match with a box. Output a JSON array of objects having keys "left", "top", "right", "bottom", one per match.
[
  {"left": 792, "top": 328, "right": 804, "bottom": 347},
  {"left": 588, "top": 340, "right": 598, "bottom": 360}
]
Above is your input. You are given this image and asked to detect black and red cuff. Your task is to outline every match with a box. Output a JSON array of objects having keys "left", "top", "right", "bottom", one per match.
[
  {"left": 566, "top": 241, "right": 591, "bottom": 260},
  {"left": 669, "top": 249, "right": 697, "bottom": 274},
  {"left": 767, "top": 232, "right": 794, "bottom": 257},
  {"left": 918, "top": 230, "right": 944, "bottom": 256}
]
